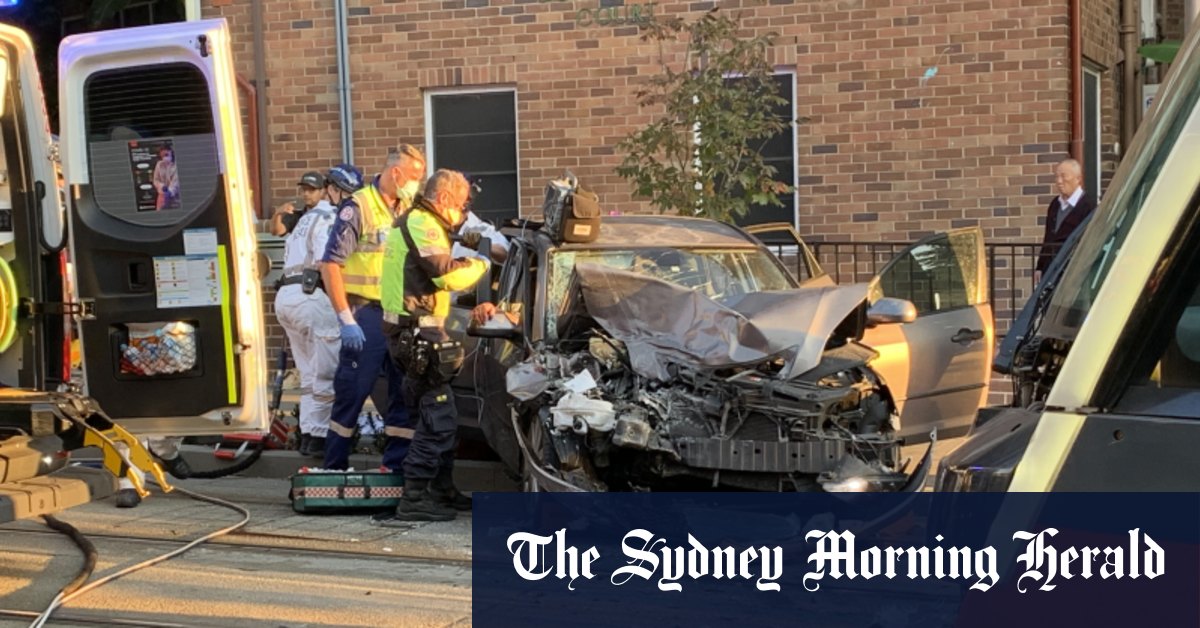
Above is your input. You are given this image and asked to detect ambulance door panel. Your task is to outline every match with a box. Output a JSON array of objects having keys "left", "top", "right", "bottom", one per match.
[{"left": 59, "top": 20, "right": 266, "bottom": 435}]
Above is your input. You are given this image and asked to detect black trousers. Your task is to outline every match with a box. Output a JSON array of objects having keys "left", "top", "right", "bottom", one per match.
[{"left": 384, "top": 322, "right": 458, "bottom": 482}]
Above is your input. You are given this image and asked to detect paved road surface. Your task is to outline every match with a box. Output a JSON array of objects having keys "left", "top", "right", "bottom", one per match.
[
  {"left": 0, "top": 477, "right": 472, "bottom": 627},
  {"left": 0, "top": 435, "right": 967, "bottom": 627}
]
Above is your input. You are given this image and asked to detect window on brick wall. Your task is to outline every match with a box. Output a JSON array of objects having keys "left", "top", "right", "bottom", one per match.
[
  {"left": 61, "top": 1, "right": 172, "bottom": 37},
  {"left": 723, "top": 71, "right": 797, "bottom": 229},
  {"left": 1084, "top": 67, "right": 1102, "bottom": 198},
  {"left": 425, "top": 88, "right": 519, "bottom": 225}
]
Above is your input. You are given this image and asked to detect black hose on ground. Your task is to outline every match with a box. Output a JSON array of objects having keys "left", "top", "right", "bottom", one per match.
[
  {"left": 40, "top": 515, "right": 97, "bottom": 597},
  {"left": 175, "top": 347, "right": 289, "bottom": 480},
  {"left": 182, "top": 435, "right": 270, "bottom": 479},
  {"left": 29, "top": 481, "right": 252, "bottom": 628}
]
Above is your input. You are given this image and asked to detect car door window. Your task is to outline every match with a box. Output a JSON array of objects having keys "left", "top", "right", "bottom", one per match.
[
  {"left": 875, "top": 230, "right": 985, "bottom": 315},
  {"left": 1114, "top": 276, "right": 1200, "bottom": 415},
  {"left": 742, "top": 223, "right": 824, "bottom": 283}
]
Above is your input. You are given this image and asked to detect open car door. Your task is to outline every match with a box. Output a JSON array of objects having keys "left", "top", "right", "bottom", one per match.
[
  {"left": 742, "top": 222, "right": 831, "bottom": 286},
  {"left": 861, "top": 228, "right": 993, "bottom": 440},
  {"left": 58, "top": 20, "right": 267, "bottom": 435}
]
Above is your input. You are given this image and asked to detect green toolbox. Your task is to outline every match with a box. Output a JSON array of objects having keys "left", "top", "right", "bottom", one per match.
[{"left": 289, "top": 469, "right": 404, "bottom": 514}]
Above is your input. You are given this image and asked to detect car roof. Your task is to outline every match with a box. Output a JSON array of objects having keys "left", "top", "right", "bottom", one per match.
[{"left": 504, "top": 215, "right": 763, "bottom": 250}]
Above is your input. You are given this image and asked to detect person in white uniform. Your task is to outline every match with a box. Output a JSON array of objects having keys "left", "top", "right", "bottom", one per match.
[{"left": 276, "top": 164, "right": 364, "bottom": 457}]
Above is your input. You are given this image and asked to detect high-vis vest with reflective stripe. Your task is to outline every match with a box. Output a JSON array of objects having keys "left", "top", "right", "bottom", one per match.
[
  {"left": 342, "top": 184, "right": 396, "bottom": 301},
  {"left": 382, "top": 206, "right": 487, "bottom": 319}
]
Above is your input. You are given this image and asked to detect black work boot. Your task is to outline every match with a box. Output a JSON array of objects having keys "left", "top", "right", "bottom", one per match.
[
  {"left": 394, "top": 479, "right": 456, "bottom": 522},
  {"left": 305, "top": 436, "right": 327, "bottom": 458},
  {"left": 299, "top": 434, "right": 312, "bottom": 455},
  {"left": 115, "top": 488, "right": 142, "bottom": 508},
  {"left": 430, "top": 469, "right": 472, "bottom": 511}
]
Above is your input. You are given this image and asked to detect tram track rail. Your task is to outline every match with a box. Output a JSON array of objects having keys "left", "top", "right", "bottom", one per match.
[{"left": 0, "top": 526, "right": 472, "bottom": 567}]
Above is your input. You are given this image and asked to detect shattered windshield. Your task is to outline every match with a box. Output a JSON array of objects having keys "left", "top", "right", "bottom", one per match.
[
  {"left": 546, "top": 247, "right": 794, "bottom": 338},
  {"left": 1042, "top": 34, "right": 1200, "bottom": 339}
]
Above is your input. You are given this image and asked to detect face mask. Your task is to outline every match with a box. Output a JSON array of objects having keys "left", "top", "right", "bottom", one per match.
[{"left": 399, "top": 179, "right": 420, "bottom": 200}]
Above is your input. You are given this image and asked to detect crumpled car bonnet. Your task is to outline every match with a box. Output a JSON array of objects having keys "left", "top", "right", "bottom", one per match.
[{"left": 567, "top": 263, "right": 871, "bottom": 381}]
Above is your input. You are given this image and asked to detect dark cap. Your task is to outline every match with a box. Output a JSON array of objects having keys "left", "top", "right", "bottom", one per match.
[{"left": 297, "top": 171, "right": 325, "bottom": 190}]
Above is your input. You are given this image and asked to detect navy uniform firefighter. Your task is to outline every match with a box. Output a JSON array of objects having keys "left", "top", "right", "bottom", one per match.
[
  {"left": 320, "top": 144, "right": 427, "bottom": 470},
  {"left": 275, "top": 165, "right": 364, "bottom": 458},
  {"left": 377, "top": 169, "right": 488, "bottom": 523}
]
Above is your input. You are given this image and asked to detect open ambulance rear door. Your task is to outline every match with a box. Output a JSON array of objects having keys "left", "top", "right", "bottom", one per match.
[{"left": 58, "top": 19, "right": 267, "bottom": 436}]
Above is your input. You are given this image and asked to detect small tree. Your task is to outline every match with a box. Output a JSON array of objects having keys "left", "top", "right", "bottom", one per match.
[{"left": 617, "top": 9, "right": 793, "bottom": 224}]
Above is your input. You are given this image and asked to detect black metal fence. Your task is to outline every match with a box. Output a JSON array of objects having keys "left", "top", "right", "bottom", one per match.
[{"left": 764, "top": 240, "right": 1061, "bottom": 339}]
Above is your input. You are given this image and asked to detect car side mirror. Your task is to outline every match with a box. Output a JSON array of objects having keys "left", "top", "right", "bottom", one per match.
[
  {"left": 467, "top": 315, "right": 523, "bottom": 341},
  {"left": 867, "top": 297, "right": 917, "bottom": 325}
]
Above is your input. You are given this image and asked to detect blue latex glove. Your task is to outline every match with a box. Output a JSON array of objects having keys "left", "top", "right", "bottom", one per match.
[{"left": 340, "top": 322, "right": 365, "bottom": 353}]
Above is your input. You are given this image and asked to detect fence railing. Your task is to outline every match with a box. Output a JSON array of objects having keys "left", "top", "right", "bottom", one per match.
[{"left": 762, "top": 240, "right": 1061, "bottom": 339}]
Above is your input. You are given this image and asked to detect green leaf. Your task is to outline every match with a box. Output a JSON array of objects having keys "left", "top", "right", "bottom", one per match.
[{"left": 1139, "top": 41, "right": 1182, "bottom": 64}]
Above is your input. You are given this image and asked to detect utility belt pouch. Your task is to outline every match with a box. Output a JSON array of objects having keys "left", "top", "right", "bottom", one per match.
[
  {"left": 395, "top": 327, "right": 421, "bottom": 375},
  {"left": 410, "top": 327, "right": 463, "bottom": 383},
  {"left": 301, "top": 268, "right": 322, "bottom": 294},
  {"left": 429, "top": 338, "right": 465, "bottom": 383}
]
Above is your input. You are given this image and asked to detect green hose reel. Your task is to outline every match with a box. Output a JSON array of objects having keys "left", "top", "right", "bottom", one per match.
[{"left": 0, "top": 256, "right": 18, "bottom": 353}]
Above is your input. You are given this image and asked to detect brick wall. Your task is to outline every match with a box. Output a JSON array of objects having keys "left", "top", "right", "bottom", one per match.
[
  {"left": 202, "top": 0, "right": 1081, "bottom": 246},
  {"left": 1160, "top": 0, "right": 1186, "bottom": 41},
  {"left": 198, "top": 0, "right": 1135, "bottom": 359}
]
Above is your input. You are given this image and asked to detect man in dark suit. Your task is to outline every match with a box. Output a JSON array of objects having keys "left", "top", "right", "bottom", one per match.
[{"left": 1035, "top": 158, "right": 1095, "bottom": 280}]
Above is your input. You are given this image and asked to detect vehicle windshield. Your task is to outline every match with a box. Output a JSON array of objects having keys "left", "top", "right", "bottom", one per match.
[
  {"left": 546, "top": 247, "right": 795, "bottom": 338},
  {"left": 1041, "top": 32, "right": 1200, "bottom": 339}
]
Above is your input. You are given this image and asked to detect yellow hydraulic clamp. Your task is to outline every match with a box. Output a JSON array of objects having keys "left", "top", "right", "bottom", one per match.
[{"left": 0, "top": 388, "right": 173, "bottom": 498}]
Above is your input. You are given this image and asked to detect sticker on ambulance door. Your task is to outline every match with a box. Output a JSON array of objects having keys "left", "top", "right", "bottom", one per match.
[{"left": 128, "top": 139, "right": 181, "bottom": 212}]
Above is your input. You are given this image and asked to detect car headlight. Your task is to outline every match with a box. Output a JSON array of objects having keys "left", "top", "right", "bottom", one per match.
[{"left": 936, "top": 464, "right": 1015, "bottom": 492}]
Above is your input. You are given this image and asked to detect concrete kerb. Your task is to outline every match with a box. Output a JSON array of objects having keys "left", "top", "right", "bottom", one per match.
[{"left": 179, "top": 389, "right": 520, "bottom": 491}]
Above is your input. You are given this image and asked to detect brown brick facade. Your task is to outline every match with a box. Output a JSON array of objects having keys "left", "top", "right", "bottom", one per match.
[
  {"left": 1160, "top": 0, "right": 1187, "bottom": 41},
  {"left": 201, "top": 0, "right": 1087, "bottom": 245},
  {"left": 196, "top": 0, "right": 1163, "bottom": 357}
]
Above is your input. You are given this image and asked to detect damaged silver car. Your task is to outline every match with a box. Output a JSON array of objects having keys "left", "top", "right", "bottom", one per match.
[{"left": 450, "top": 211, "right": 992, "bottom": 493}]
